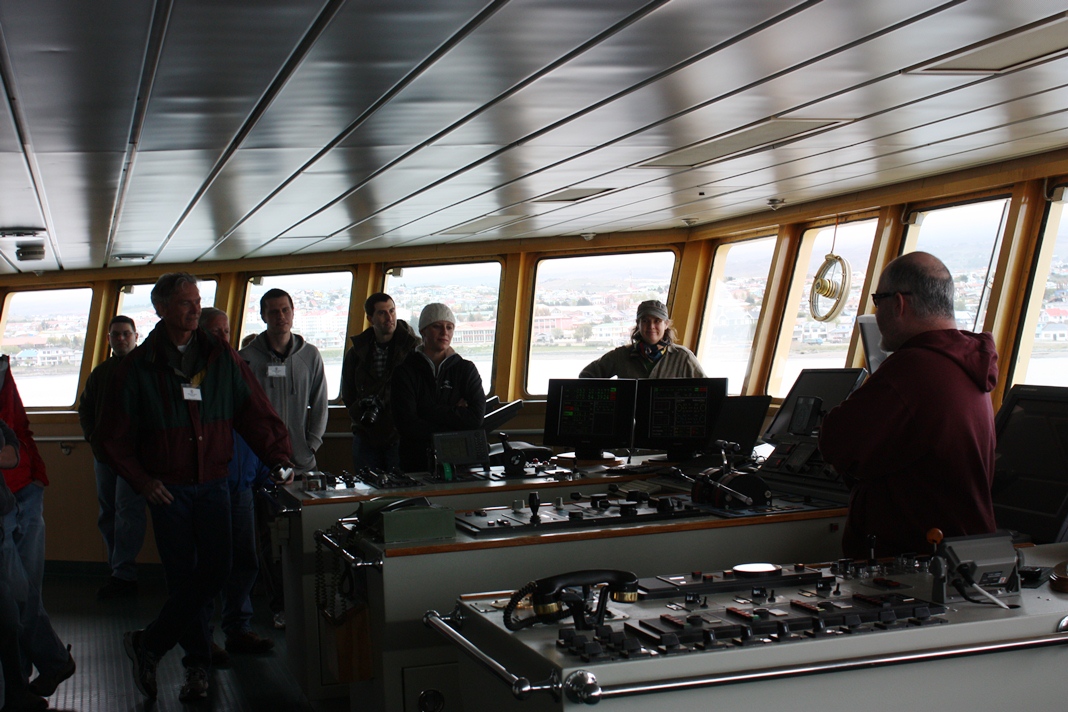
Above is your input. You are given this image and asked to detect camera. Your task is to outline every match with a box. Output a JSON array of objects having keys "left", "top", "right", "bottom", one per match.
[{"left": 359, "top": 395, "right": 383, "bottom": 426}]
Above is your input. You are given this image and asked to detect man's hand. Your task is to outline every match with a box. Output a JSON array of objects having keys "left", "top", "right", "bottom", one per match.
[
  {"left": 142, "top": 478, "right": 174, "bottom": 506},
  {"left": 271, "top": 461, "right": 296, "bottom": 485}
]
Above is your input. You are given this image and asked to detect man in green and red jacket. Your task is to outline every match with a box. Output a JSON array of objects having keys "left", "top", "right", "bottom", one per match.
[{"left": 97, "top": 272, "right": 292, "bottom": 704}]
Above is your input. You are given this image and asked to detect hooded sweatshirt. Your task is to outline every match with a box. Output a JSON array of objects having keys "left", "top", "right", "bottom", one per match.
[
  {"left": 819, "top": 329, "right": 999, "bottom": 558},
  {"left": 240, "top": 332, "right": 328, "bottom": 472}
]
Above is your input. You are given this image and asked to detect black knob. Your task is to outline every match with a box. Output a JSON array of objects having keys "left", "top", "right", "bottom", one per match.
[{"left": 528, "top": 492, "right": 541, "bottom": 517}]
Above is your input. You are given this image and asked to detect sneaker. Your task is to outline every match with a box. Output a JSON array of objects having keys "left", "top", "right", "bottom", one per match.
[
  {"left": 225, "top": 629, "right": 275, "bottom": 654},
  {"left": 210, "top": 642, "right": 232, "bottom": 668},
  {"left": 97, "top": 576, "right": 137, "bottom": 600},
  {"left": 123, "top": 629, "right": 158, "bottom": 700},
  {"left": 178, "top": 665, "right": 209, "bottom": 703},
  {"left": 29, "top": 643, "right": 76, "bottom": 696},
  {"left": 272, "top": 612, "right": 286, "bottom": 629}
]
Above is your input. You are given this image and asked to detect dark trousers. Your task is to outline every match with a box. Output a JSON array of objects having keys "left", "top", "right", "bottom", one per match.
[{"left": 144, "top": 479, "right": 231, "bottom": 668}]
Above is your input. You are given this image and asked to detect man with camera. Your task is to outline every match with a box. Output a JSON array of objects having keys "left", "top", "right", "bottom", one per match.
[{"left": 341, "top": 292, "right": 420, "bottom": 471}]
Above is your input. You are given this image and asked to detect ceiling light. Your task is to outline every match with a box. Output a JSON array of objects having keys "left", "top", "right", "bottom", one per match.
[
  {"left": 682, "top": 218, "right": 698, "bottom": 227},
  {"left": 580, "top": 232, "right": 596, "bottom": 241},
  {"left": 112, "top": 252, "right": 152, "bottom": 262},
  {"left": 441, "top": 215, "right": 527, "bottom": 235},
  {"left": 767, "top": 198, "right": 786, "bottom": 211},
  {"left": 640, "top": 119, "right": 842, "bottom": 168},
  {"left": 535, "top": 188, "right": 612, "bottom": 202},
  {"left": 914, "top": 12, "right": 1068, "bottom": 74}
]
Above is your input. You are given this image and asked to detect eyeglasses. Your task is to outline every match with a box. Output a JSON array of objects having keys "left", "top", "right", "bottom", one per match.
[{"left": 870, "top": 291, "right": 912, "bottom": 308}]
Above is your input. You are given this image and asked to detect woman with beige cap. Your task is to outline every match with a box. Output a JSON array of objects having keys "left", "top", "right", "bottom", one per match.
[{"left": 579, "top": 300, "right": 705, "bottom": 379}]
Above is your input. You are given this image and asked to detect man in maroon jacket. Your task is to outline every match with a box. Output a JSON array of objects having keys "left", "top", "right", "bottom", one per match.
[{"left": 819, "top": 252, "right": 999, "bottom": 559}]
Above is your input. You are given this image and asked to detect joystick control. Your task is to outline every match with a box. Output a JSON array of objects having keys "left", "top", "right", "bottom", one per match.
[{"left": 528, "top": 492, "right": 541, "bottom": 522}]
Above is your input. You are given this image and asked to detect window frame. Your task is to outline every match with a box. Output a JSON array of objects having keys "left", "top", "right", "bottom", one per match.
[{"left": 521, "top": 246, "right": 682, "bottom": 398}]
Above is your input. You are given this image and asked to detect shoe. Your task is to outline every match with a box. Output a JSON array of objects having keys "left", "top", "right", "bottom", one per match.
[
  {"left": 272, "top": 612, "right": 285, "bottom": 629},
  {"left": 28, "top": 644, "right": 75, "bottom": 696},
  {"left": 1, "top": 689, "right": 49, "bottom": 711},
  {"left": 178, "top": 666, "right": 209, "bottom": 703},
  {"left": 210, "top": 642, "right": 231, "bottom": 668},
  {"left": 225, "top": 629, "right": 275, "bottom": 654},
  {"left": 97, "top": 576, "right": 137, "bottom": 600},
  {"left": 123, "top": 629, "right": 158, "bottom": 700}
]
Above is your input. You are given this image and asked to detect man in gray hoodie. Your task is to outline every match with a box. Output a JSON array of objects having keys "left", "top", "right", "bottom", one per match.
[{"left": 239, "top": 288, "right": 328, "bottom": 472}]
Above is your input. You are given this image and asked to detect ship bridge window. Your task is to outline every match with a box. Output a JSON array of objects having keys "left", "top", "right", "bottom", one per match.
[
  {"left": 241, "top": 271, "right": 354, "bottom": 400},
  {"left": 1013, "top": 193, "right": 1068, "bottom": 387},
  {"left": 905, "top": 198, "right": 1010, "bottom": 334},
  {"left": 770, "top": 219, "right": 877, "bottom": 398},
  {"left": 525, "top": 251, "right": 676, "bottom": 396},
  {"left": 117, "top": 280, "right": 218, "bottom": 346},
  {"left": 697, "top": 236, "right": 775, "bottom": 395},
  {"left": 384, "top": 262, "right": 502, "bottom": 394},
  {"left": 0, "top": 288, "right": 93, "bottom": 407}
]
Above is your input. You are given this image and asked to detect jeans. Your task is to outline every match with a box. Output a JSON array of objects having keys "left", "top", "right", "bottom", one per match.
[
  {"left": 1, "top": 488, "right": 67, "bottom": 679},
  {"left": 1, "top": 527, "right": 29, "bottom": 707},
  {"left": 12, "top": 484, "right": 45, "bottom": 590},
  {"left": 94, "top": 459, "right": 147, "bottom": 581},
  {"left": 351, "top": 431, "right": 399, "bottom": 471},
  {"left": 221, "top": 487, "right": 257, "bottom": 635},
  {"left": 143, "top": 479, "right": 231, "bottom": 669}
]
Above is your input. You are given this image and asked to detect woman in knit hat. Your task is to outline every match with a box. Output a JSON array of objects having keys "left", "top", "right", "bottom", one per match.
[{"left": 390, "top": 303, "right": 486, "bottom": 473}]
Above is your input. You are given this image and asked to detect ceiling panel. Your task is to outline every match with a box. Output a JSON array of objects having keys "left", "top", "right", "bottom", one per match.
[{"left": 1, "top": 1, "right": 1068, "bottom": 272}]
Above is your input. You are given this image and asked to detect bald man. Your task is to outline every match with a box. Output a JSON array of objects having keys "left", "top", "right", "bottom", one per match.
[{"left": 819, "top": 252, "right": 999, "bottom": 559}]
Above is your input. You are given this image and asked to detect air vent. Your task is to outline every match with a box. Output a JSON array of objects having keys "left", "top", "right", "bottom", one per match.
[
  {"left": 641, "top": 119, "right": 842, "bottom": 168},
  {"left": 15, "top": 242, "right": 45, "bottom": 261}
]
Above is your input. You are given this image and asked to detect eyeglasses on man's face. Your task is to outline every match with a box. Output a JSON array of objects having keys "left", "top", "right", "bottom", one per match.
[{"left": 871, "top": 291, "right": 912, "bottom": 308}]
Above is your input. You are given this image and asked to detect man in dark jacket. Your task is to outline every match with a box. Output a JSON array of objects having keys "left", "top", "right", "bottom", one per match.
[
  {"left": 391, "top": 303, "right": 485, "bottom": 473},
  {"left": 98, "top": 273, "right": 293, "bottom": 704},
  {"left": 78, "top": 315, "right": 146, "bottom": 599},
  {"left": 820, "top": 252, "right": 998, "bottom": 559},
  {"left": 341, "top": 292, "right": 419, "bottom": 471}
]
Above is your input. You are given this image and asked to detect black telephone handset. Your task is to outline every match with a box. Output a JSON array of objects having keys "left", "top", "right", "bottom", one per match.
[{"left": 503, "top": 569, "right": 638, "bottom": 631}]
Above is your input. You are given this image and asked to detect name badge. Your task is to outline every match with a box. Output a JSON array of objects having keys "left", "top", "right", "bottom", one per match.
[
  {"left": 182, "top": 385, "right": 202, "bottom": 401},
  {"left": 267, "top": 363, "right": 286, "bottom": 378}
]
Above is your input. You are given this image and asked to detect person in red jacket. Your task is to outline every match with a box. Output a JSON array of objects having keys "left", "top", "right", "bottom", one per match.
[
  {"left": 0, "top": 357, "right": 76, "bottom": 700},
  {"left": 819, "top": 252, "right": 999, "bottom": 559}
]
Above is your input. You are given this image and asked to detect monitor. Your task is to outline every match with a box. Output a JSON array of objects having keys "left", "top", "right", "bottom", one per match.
[
  {"left": 632, "top": 378, "right": 728, "bottom": 462},
  {"left": 991, "top": 384, "right": 1068, "bottom": 544},
  {"left": 856, "top": 315, "right": 890, "bottom": 373},
  {"left": 763, "top": 368, "right": 867, "bottom": 445},
  {"left": 483, "top": 398, "right": 523, "bottom": 432},
  {"left": 710, "top": 395, "right": 773, "bottom": 457},
  {"left": 543, "top": 378, "right": 638, "bottom": 460}
]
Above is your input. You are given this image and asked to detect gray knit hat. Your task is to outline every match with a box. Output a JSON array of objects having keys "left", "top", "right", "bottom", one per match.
[
  {"left": 636, "top": 299, "right": 669, "bottom": 321},
  {"left": 418, "top": 303, "right": 457, "bottom": 331}
]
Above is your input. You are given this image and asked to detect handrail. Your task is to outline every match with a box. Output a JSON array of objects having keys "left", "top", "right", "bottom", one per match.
[
  {"left": 314, "top": 529, "right": 383, "bottom": 571},
  {"left": 423, "top": 609, "right": 559, "bottom": 701},
  {"left": 426, "top": 606, "right": 1068, "bottom": 706}
]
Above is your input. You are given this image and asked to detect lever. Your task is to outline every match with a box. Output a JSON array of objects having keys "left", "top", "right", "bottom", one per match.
[{"left": 528, "top": 491, "right": 541, "bottom": 521}]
